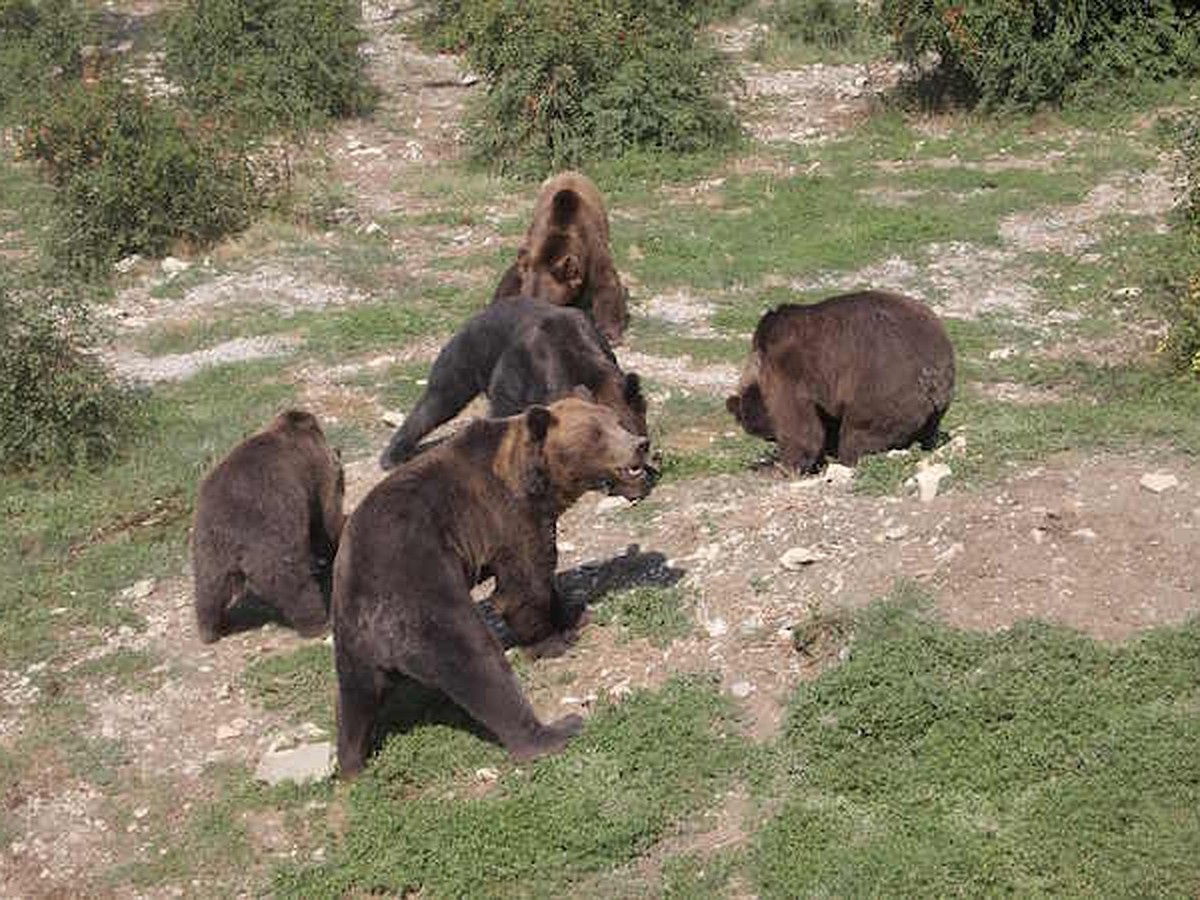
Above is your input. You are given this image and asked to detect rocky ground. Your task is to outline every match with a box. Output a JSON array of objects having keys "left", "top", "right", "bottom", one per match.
[{"left": 2, "top": 4, "right": 1198, "bottom": 896}]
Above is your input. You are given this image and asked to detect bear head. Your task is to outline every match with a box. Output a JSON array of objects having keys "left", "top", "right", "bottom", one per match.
[
  {"left": 500, "top": 398, "right": 656, "bottom": 512},
  {"left": 516, "top": 230, "right": 585, "bottom": 308},
  {"left": 726, "top": 352, "right": 775, "bottom": 441}
]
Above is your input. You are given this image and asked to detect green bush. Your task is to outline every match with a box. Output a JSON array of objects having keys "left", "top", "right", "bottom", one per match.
[
  {"left": 423, "top": 0, "right": 742, "bottom": 173},
  {"left": 0, "top": 280, "right": 141, "bottom": 471},
  {"left": 1161, "top": 114, "right": 1200, "bottom": 376},
  {"left": 0, "top": 0, "right": 87, "bottom": 122},
  {"left": 166, "top": 0, "right": 374, "bottom": 133},
  {"left": 21, "top": 78, "right": 257, "bottom": 273},
  {"left": 881, "top": 0, "right": 1200, "bottom": 109},
  {"left": 773, "top": 0, "right": 875, "bottom": 50}
]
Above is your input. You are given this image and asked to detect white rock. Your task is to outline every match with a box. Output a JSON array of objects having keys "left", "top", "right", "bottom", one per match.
[
  {"left": 704, "top": 616, "right": 728, "bottom": 638},
  {"left": 915, "top": 462, "right": 952, "bottom": 503},
  {"left": 254, "top": 742, "right": 334, "bottom": 785},
  {"left": 1140, "top": 472, "right": 1179, "bottom": 494},
  {"left": 1113, "top": 286, "right": 1142, "bottom": 299},
  {"left": 988, "top": 346, "right": 1016, "bottom": 360},
  {"left": 729, "top": 680, "right": 754, "bottom": 699},
  {"left": 557, "top": 540, "right": 576, "bottom": 552},
  {"left": 474, "top": 767, "right": 499, "bottom": 782},
  {"left": 133, "top": 807, "right": 150, "bottom": 820},
  {"left": 1030, "top": 527, "right": 1047, "bottom": 545},
  {"left": 215, "top": 720, "right": 245, "bottom": 742},
  {"left": 161, "top": 256, "right": 190, "bottom": 277},
  {"left": 381, "top": 410, "right": 404, "bottom": 428},
  {"left": 1070, "top": 528, "right": 1098, "bottom": 541},
  {"left": 885, "top": 525, "right": 910, "bottom": 541},
  {"left": 823, "top": 463, "right": 855, "bottom": 487},
  {"left": 936, "top": 541, "right": 965, "bottom": 562},
  {"left": 886, "top": 448, "right": 911, "bottom": 459},
  {"left": 595, "top": 496, "right": 631, "bottom": 514},
  {"left": 780, "top": 546, "right": 826, "bottom": 569},
  {"left": 114, "top": 254, "right": 142, "bottom": 274},
  {"left": 122, "top": 578, "right": 156, "bottom": 601}
]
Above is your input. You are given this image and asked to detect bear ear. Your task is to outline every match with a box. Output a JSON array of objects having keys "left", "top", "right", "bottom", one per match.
[
  {"left": 550, "top": 188, "right": 581, "bottom": 226},
  {"left": 571, "top": 385, "right": 596, "bottom": 403},
  {"left": 526, "top": 406, "right": 555, "bottom": 442},
  {"left": 624, "top": 372, "right": 642, "bottom": 404}
]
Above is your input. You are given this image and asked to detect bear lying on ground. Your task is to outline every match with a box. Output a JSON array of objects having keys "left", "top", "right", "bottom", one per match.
[
  {"left": 334, "top": 397, "right": 655, "bottom": 777},
  {"left": 379, "top": 295, "right": 647, "bottom": 469},
  {"left": 727, "top": 290, "right": 955, "bottom": 472},
  {"left": 492, "top": 170, "right": 630, "bottom": 345},
  {"left": 191, "top": 410, "right": 345, "bottom": 643}
]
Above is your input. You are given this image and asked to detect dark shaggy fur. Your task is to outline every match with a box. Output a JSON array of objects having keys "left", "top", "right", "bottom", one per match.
[
  {"left": 335, "top": 398, "right": 654, "bottom": 778},
  {"left": 191, "top": 410, "right": 344, "bottom": 642},
  {"left": 727, "top": 291, "right": 955, "bottom": 472},
  {"left": 491, "top": 170, "right": 629, "bottom": 344},
  {"left": 379, "top": 296, "right": 646, "bottom": 470}
]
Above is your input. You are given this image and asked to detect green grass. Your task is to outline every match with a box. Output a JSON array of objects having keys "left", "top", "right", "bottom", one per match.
[
  {"left": 751, "top": 586, "right": 1200, "bottom": 896},
  {"left": 243, "top": 644, "right": 336, "bottom": 732},
  {"left": 593, "top": 586, "right": 695, "bottom": 648},
  {"left": 275, "top": 677, "right": 749, "bottom": 897}
]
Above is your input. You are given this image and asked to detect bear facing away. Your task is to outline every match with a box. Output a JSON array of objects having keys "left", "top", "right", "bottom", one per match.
[
  {"left": 191, "top": 410, "right": 344, "bottom": 643},
  {"left": 334, "top": 397, "right": 655, "bottom": 777},
  {"left": 379, "top": 296, "right": 647, "bottom": 469},
  {"left": 492, "top": 170, "right": 630, "bottom": 345},
  {"left": 727, "top": 291, "right": 955, "bottom": 472}
]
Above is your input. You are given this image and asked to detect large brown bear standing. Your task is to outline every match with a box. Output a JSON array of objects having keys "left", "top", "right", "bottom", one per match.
[
  {"left": 379, "top": 296, "right": 646, "bottom": 469},
  {"left": 492, "top": 171, "right": 630, "bottom": 345},
  {"left": 335, "top": 397, "right": 655, "bottom": 777},
  {"left": 727, "top": 291, "right": 955, "bottom": 472},
  {"left": 191, "top": 410, "right": 345, "bottom": 643}
]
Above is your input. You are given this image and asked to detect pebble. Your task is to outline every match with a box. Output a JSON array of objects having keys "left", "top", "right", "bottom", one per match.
[
  {"left": 704, "top": 616, "right": 728, "bottom": 638},
  {"left": 1071, "top": 528, "right": 1098, "bottom": 541},
  {"left": 884, "top": 525, "right": 910, "bottom": 541},
  {"left": 121, "top": 579, "right": 156, "bottom": 602},
  {"left": 215, "top": 718, "right": 248, "bottom": 741},
  {"left": 1140, "top": 472, "right": 1179, "bottom": 494},
  {"left": 915, "top": 462, "right": 952, "bottom": 503},
  {"left": 381, "top": 410, "right": 404, "bottom": 428},
  {"left": 729, "top": 680, "right": 754, "bottom": 699},
  {"left": 780, "top": 546, "right": 825, "bottom": 569},
  {"left": 161, "top": 256, "right": 190, "bottom": 278},
  {"left": 474, "top": 767, "right": 500, "bottom": 782},
  {"left": 988, "top": 346, "right": 1016, "bottom": 360}
]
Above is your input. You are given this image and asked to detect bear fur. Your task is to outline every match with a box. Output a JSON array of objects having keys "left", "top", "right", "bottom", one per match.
[
  {"left": 727, "top": 291, "right": 955, "bottom": 472},
  {"left": 334, "top": 397, "right": 655, "bottom": 777},
  {"left": 191, "top": 410, "right": 345, "bottom": 643},
  {"left": 492, "top": 171, "right": 630, "bottom": 345},
  {"left": 379, "top": 295, "right": 647, "bottom": 469}
]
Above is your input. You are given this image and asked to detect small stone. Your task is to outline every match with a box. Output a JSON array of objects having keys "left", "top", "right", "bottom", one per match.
[
  {"left": 730, "top": 680, "right": 754, "bottom": 699},
  {"left": 780, "top": 546, "right": 825, "bottom": 569},
  {"left": 254, "top": 742, "right": 335, "bottom": 785},
  {"left": 915, "top": 462, "right": 952, "bottom": 503},
  {"left": 1071, "top": 528, "right": 1098, "bottom": 541},
  {"left": 49, "top": 607, "right": 68, "bottom": 616},
  {"left": 988, "top": 346, "right": 1016, "bottom": 360},
  {"left": 1140, "top": 472, "right": 1179, "bottom": 494},
  {"left": 122, "top": 578, "right": 155, "bottom": 601},
  {"left": 1030, "top": 527, "right": 1047, "bottom": 545},
  {"left": 381, "top": 410, "right": 404, "bottom": 428},
  {"left": 1112, "top": 286, "right": 1142, "bottom": 299},
  {"left": 474, "top": 767, "right": 499, "bottom": 782},
  {"left": 885, "top": 448, "right": 911, "bottom": 459},
  {"left": 216, "top": 717, "right": 248, "bottom": 741},
  {"left": 838, "top": 646, "right": 852, "bottom": 662},
  {"left": 739, "top": 615, "right": 763, "bottom": 636},
  {"left": 595, "top": 496, "right": 631, "bottom": 514},
  {"left": 114, "top": 254, "right": 142, "bottom": 274},
  {"left": 560, "top": 695, "right": 583, "bottom": 706},
  {"left": 557, "top": 540, "right": 576, "bottom": 552},
  {"left": 823, "top": 463, "right": 855, "bottom": 487},
  {"left": 885, "top": 525, "right": 910, "bottom": 541},
  {"left": 936, "top": 541, "right": 965, "bottom": 562},
  {"left": 133, "top": 807, "right": 150, "bottom": 820},
  {"left": 704, "top": 617, "right": 728, "bottom": 638},
  {"left": 161, "top": 256, "right": 190, "bottom": 277}
]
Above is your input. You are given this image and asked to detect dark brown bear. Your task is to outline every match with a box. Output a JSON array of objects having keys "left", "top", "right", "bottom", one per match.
[
  {"left": 334, "top": 397, "right": 655, "bottom": 778},
  {"left": 191, "top": 410, "right": 345, "bottom": 643},
  {"left": 727, "top": 291, "right": 955, "bottom": 472},
  {"left": 492, "top": 170, "right": 630, "bottom": 345},
  {"left": 379, "top": 295, "right": 647, "bottom": 469}
]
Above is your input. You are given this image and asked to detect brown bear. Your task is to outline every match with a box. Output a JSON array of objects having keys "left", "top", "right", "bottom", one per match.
[
  {"left": 379, "top": 295, "right": 647, "bottom": 469},
  {"left": 727, "top": 290, "right": 955, "bottom": 472},
  {"left": 492, "top": 170, "right": 630, "bottom": 345},
  {"left": 191, "top": 410, "right": 345, "bottom": 643},
  {"left": 334, "top": 397, "right": 656, "bottom": 777}
]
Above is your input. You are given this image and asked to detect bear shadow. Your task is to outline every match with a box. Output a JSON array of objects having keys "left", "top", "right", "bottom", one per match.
[
  {"left": 477, "top": 543, "right": 686, "bottom": 649},
  {"left": 220, "top": 565, "right": 334, "bottom": 638}
]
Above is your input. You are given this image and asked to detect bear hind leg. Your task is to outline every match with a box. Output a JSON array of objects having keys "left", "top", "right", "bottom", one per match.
[
  {"left": 336, "top": 658, "right": 385, "bottom": 779},
  {"left": 193, "top": 564, "right": 243, "bottom": 644},
  {"left": 246, "top": 553, "right": 329, "bottom": 638}
]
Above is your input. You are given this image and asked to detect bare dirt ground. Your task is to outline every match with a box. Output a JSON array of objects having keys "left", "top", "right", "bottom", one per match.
[{"left": 4, "top": 6, "right": 1199, "bottom": 897}]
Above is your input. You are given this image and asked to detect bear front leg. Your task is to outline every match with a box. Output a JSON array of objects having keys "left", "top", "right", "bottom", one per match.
[{"left": 770, "top": 397, "right": 827, "bottom": 474}]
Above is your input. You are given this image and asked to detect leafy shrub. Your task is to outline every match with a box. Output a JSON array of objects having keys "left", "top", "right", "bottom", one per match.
[
  {"left": 166, "top": 0, "right": 374, "bottom": 133},
  {"left": 881, "top": 0, "right": 1200, "bottom": 109},
  {"left": 1161, "top": 114, "right": 1200, "bottom": 376},
  {"left": 0, "top": 0, "right": 87, "bottom": 122},
  {"left": 773, "top": 0, "right": 875, "bottom": 50},
  {"left": 21, "top": 78, "right": 257, "bottom": 273},
  {"left": 0, "top": 279, "right": 141, "bottom": 471},
  {"left": 422, "top": 0, "right": 742, "bottom": 173}
]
